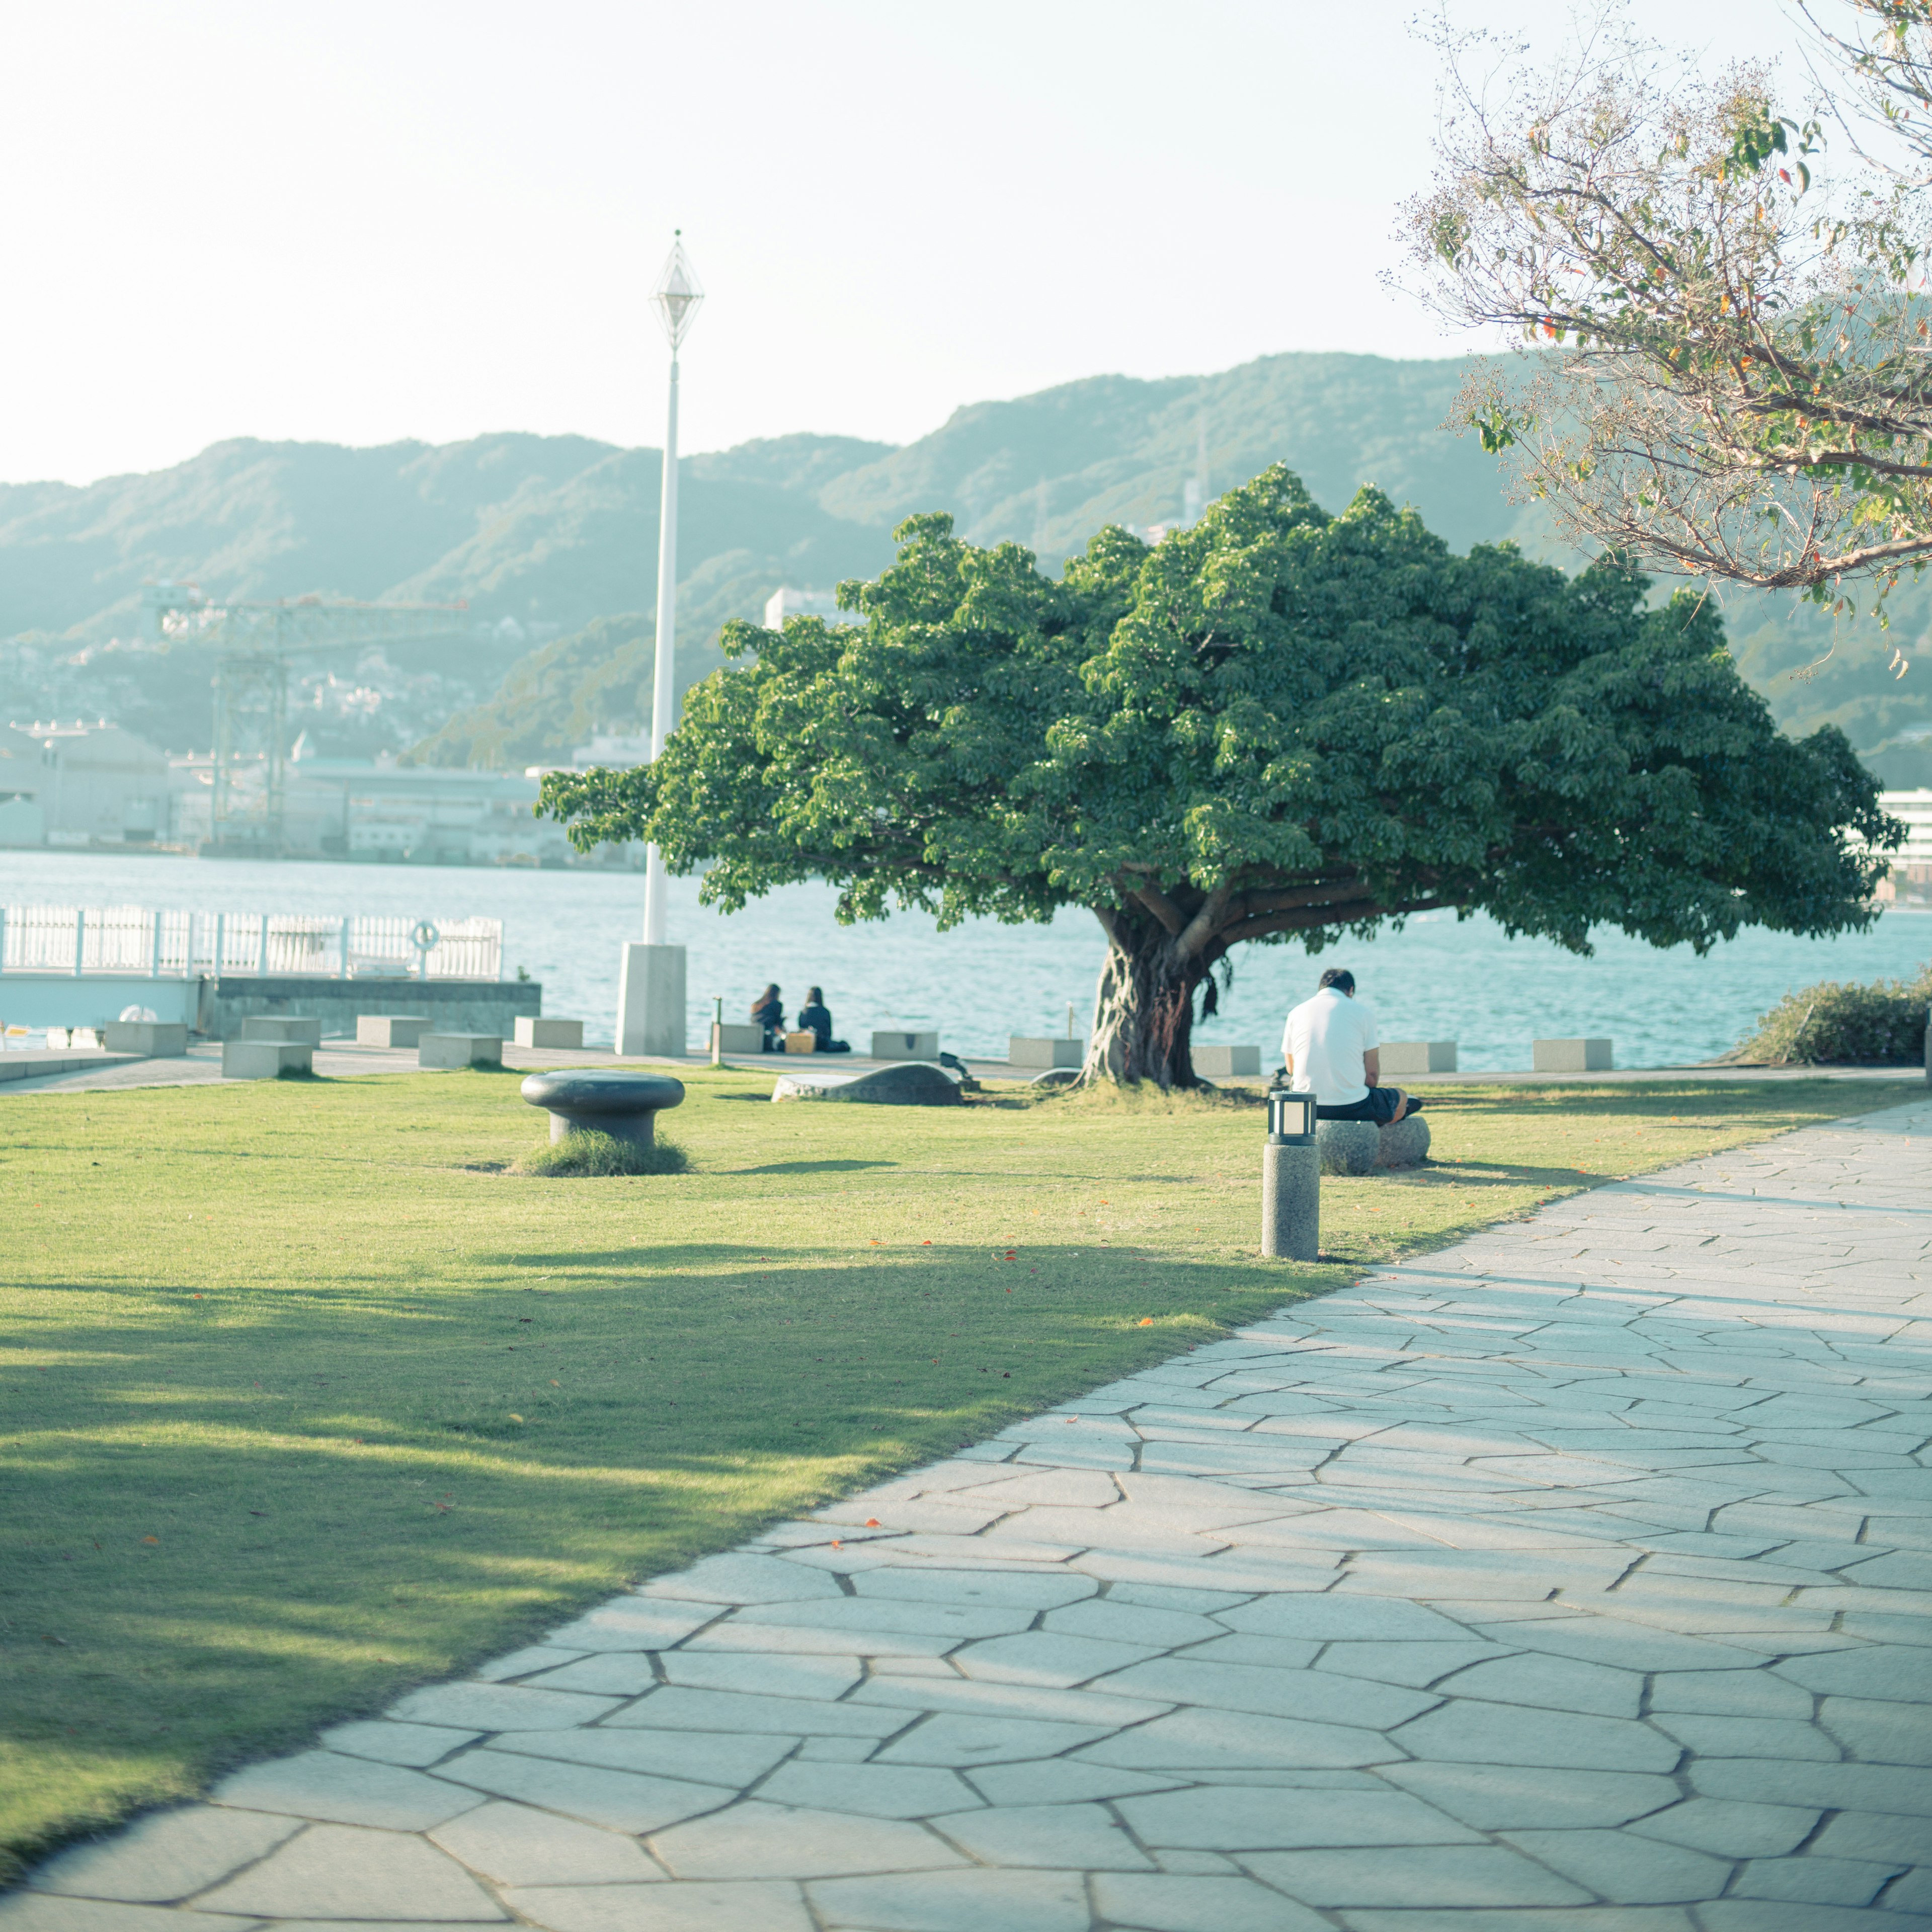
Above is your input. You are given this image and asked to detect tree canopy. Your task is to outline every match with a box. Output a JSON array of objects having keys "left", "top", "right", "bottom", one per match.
[
  {"left": 1402, "top": 2, "right": 1932, "bottom": 650},
  {"left": 540, "top": 467, "right": 1899, "bottom": 1085}
]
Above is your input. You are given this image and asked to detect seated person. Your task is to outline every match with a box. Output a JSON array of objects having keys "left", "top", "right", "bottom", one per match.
[
  {"left": 1280, "top": 967, "right": 1420, "bottom": 1124},
  {"left": 750, "top": 983, "right": 784, "bottom": 1050},
  {"left": 795, "top": 985, "right": 851, "bottom": 1053}
]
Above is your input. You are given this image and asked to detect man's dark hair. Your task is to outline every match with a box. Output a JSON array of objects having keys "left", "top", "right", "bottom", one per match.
[{"left": 1318, "top": 968, "right": 1356, "bottom": 994}]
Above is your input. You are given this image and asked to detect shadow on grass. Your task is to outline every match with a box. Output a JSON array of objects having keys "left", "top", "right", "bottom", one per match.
[
  {"left": 3, "top": 1236, "right": 1347, "bottom": 1877},
  {"left": 739, "top": 1158, "right": 900, "bottom": 1175}
]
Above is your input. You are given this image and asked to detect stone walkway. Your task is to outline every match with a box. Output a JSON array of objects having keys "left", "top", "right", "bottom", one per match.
[{"left": 11, "top": 1098, "right": 1930, "bottom": 1931}]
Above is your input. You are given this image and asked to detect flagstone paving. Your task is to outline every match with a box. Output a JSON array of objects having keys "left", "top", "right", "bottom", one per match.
[{"left": 10, "top": 1096, "right": 1930, "bottom": 1930}]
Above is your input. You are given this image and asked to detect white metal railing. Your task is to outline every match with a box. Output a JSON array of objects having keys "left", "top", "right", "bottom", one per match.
[{"left": 0, "top": 906, "right": 502, "bottom": 982}]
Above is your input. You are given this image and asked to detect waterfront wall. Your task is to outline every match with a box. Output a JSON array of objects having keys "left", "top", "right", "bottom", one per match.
[{"left": 197, "top": 976, "right": 543, "bottom": 1041}]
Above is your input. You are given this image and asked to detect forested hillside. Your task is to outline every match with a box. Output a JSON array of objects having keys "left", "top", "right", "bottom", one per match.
[{"left": 3, "top": 353, "right": 1926, "bottom": 779}]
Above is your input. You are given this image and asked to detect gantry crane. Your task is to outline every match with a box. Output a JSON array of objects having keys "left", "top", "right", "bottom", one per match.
[{"left": 145, "top": 588, "right": 468, "bottom": 853}]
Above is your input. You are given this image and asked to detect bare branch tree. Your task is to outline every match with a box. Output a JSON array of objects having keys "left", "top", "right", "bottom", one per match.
[{"left": 1399, "top": 2, "right": 1932, "bottom": 668}]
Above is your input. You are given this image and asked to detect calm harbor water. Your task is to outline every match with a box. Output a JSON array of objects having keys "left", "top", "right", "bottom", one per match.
[{"left": 4, "top": 849, "right": 1928, "bottom": 1070}]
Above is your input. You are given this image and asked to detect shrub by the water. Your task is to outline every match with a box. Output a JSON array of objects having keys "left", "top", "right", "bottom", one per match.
[
  {"left": 515, "top": 1129, "right": 689, "bottom": 1177},
  {"left": 1734, "top": 964, "right": 1931, "bottom": 1065}
]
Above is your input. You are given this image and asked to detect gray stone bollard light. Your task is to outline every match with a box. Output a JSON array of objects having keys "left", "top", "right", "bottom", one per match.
[{"left": 1261, "top": 1088, "right": 1320, "bottom": 1261}]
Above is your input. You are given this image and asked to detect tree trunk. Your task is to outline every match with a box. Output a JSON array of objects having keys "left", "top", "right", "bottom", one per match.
[{"left": 1081, "top": 906, "right": 1209, "bottom": 1089}]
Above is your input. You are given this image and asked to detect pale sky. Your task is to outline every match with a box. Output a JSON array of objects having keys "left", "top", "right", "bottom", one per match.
[{"left": 1, "top": 0, "right": 1819, "bottom": 486}]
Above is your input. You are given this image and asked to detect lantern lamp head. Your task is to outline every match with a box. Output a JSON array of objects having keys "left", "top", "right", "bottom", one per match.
[
  {"left": 652, "top": 232, "right": 704, "bottom": 351},
  {"left": 1267, "top": 1089, "right": 1317, "bottom": 1142}
]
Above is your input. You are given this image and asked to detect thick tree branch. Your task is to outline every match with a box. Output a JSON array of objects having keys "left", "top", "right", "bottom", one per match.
[
  {"left": 1175, "top": 881, "right": 1233, "bottom": 960},
  {"left": 1132, "top": 882, "right": 1189, "bottom": 937}
]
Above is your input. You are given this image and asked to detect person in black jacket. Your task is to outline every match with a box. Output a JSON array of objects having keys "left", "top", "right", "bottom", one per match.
[
  {"left": 796, "top": 985, "right": 851, "bottom": 1053},
  {"left": 750, "top": 984, "right": 783, "bottom": 1050}
]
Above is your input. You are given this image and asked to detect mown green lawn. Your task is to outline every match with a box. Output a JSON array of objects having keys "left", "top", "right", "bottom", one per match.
[{"left": 0, "top": 1065, "right": 1917, "bottom": 1878}]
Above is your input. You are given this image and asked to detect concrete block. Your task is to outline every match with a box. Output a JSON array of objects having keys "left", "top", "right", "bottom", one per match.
[
  {"left": 1193, "top": 1043, "right": 1260, "bottom": 1078},
  {"left": 1534, "top": 1037, "right": 1613, "bottom": 1072},
  {"left": 419, "top": 1033, "right": 502, "bottom": 1069},
  {"left": 1380, "top": 1040, "right": 1458, "bottom": 1075},
  {"left": 515, "top": 1016, "right": 584, "bottom": 1050},
  {"left": 615, "top": 942, "right": 686, "bottom": 1057},
  {"left": 1317, "top": 1119, "right": 1381, "bottom": 1176},
  {"left": 242, "top": 1016, "right": 323, "bottom": 1048},
  {"left": 1010, "top": 1036, "right": 1084, "bottom": 1069},
  {"left": 358, "top": 1015, "right": 428, "bottom": 1048},
  {"left": 222, "top": 1040, "right": 313, "bottom": 1080},
  {"left": 1378, "top": 1113, "right": 1432, "bottom": 1168},
  {"left": 711, "top": 1022, "right": 767, "bottom": 1055},
  {"left": 872, "top": 1029, "right": 940, "bottom": 1060},
  {"left": 102, "top": 1021, "right": 188, "bottom": 1057}
]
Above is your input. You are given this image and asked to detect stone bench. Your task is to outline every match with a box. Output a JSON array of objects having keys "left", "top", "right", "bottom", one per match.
[
  {"left": 420, "top": 1033, "right": 502, "bottom": 1070},
  {"left": 242, "top": 1016, "right": 323, "bottom": 1048},
  {"left": 522, "top": 1069, "right": 686, "bottom": 1147},
  {"left": 1011, "top": 1036, "right": 1083, "bottom": 1069},
  {"left": 102, "top": 1021, "right": 189, "bottom": 1056},
  {"left": 223, "top": 1040, "right": 313, "bottom": 1080},
  {"left": 1194, "top": 1043, "right": 1260, "bottom": 1078},
  {"left": 710, "top": 1022, "right": 767, "bottom": 1056},
  {"left": 515, "top": 1017, "right": 584, "bottom": 1050},
  {"left": 774, "top": 1063, "right": 961, "bottom": 1107},
  {"left": 1533, "top": 1037, "right": 1613, "bottom": 1073},
  {"left": 871, "top": 1029, "right": 939, "bottom": 1061},
  {"left": 1379, "top": 1040, "right": 1457, "bottom": 1075},
  {"left": 358, "top": 1015, "right": 427, "bottom": 1048},
  {"left": 1317, "top": 1114, "right": 1431, "bottom": 1174}
]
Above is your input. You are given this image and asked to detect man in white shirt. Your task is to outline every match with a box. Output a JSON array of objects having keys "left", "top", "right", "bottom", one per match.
[{"left": 1279, "top": 967, "right": 1419, "bottom": 1125}]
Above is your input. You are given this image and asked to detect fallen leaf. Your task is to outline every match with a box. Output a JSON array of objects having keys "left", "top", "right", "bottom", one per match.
[
  {"left": 864, "top": 1517, "right": 881, "bottom": 1528},
  {"left": 508, "top": 1413, "right": 525, "bottom": 1422},
  {"left": 1137, "top": 1317, "right": 1154, "bottom": 1326},
  {"left": 549, "top": 1379, "right": 560, "bottom": 1386},
  {"left": 921, "top": 1240, "right": 931, "bottom": 1245},
  {"left": 141, "top": 1536, "right": 159, "bottom": 1545},
  {"left": 43, "top": 1633, "right": 67, "bottom": 1645}
]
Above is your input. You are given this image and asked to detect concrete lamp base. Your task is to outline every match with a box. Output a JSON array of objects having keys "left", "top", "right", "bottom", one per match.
[
  {"left": 617, "top": 944, "right": 687, "bottom": 1058},
  {"left": 1262, "top": 1137, "right": 1320, "bottom": 1260}
]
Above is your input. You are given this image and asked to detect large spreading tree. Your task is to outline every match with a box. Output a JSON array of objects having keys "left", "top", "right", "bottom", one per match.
[{"left": 539, "top": 467, "right": 1899, "bottom": 1087}]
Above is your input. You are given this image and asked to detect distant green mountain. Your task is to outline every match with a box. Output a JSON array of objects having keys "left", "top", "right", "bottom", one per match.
[
  {"left": 819, "top": 354, "right": 1552, "bottom": 561},
  {"left": 0, "top": 431, "right": 898, "bottom": 756},
  {"left": 4, "top": 354, "right": 1927, "bottom": 776}
]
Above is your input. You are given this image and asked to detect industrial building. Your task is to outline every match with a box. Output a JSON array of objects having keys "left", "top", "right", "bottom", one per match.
[
  {"left": 1873, "top": 786, "right": 1932, "bottom": 905},
  {"left": 0, "top": 717, "right": 638, "bottom": 866},
  {"left": 0, "top": 720, "right": 172, "bottom": 848}
]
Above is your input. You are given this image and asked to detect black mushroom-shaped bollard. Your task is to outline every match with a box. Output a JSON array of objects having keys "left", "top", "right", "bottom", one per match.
[{"left": 520, "top": 1069, "right": 686, "bottom": 1148}]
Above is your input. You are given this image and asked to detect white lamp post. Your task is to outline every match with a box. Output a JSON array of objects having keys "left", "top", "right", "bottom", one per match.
[{"left": 615, "top": 232, "right": 704, "bottom": 1059}]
